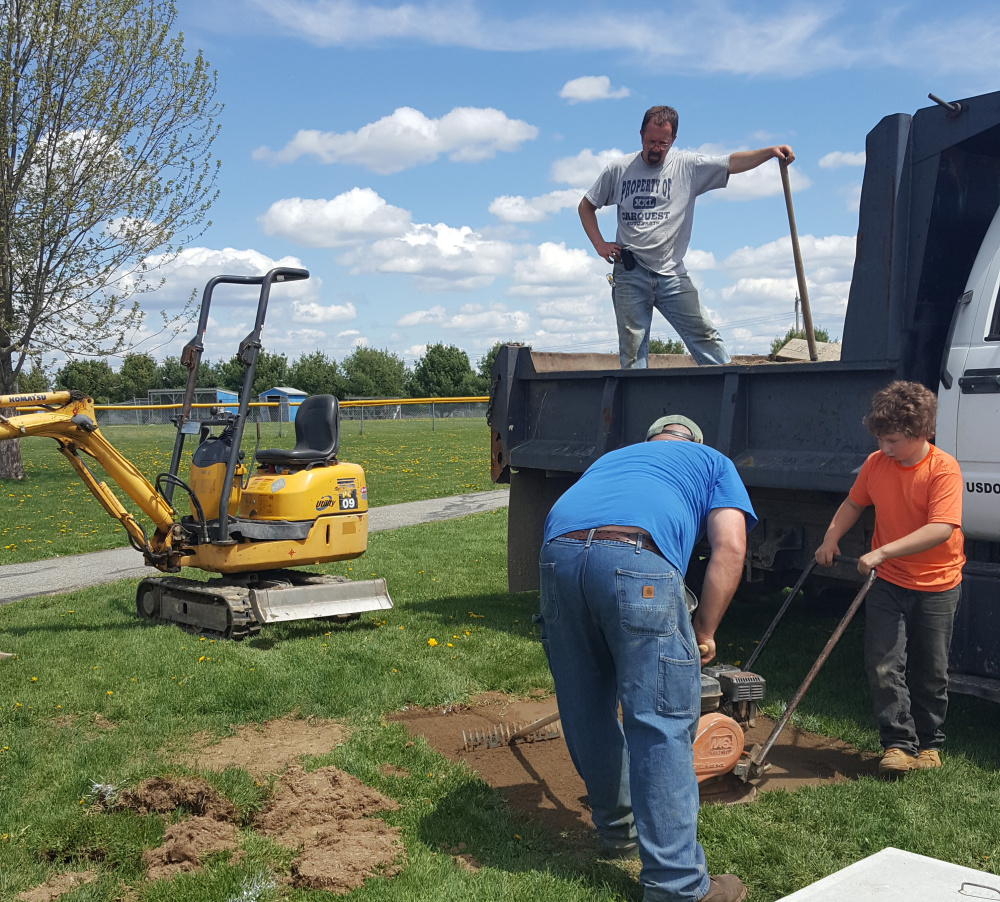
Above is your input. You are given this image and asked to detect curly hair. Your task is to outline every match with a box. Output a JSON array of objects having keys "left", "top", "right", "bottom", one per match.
[
  {"left": 641, "top": 106, "right": 679, "bottom": 138},
  {"left": 864, "top": 380, "right": 937, "bottom": 439}
]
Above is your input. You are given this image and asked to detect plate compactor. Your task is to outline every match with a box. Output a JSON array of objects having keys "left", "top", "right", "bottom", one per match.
[
  {"left": 472, "top": 557, "right": 876, "bottom": 802},
  {"left": 695, "top": 557, "right": 876, "bottom": 797},
  {"left": 0, "top": 267, "right": 391, "bottom": 640}
]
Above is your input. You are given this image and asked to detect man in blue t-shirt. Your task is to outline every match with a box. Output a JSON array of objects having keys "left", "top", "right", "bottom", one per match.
[{"left": 539, "top": 415, "right": 756, "bottom": 902}]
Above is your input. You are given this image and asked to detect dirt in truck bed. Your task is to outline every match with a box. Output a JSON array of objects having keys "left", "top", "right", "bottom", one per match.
[{"left": 392, "top": 692, "right": 878, "bottom": 839}]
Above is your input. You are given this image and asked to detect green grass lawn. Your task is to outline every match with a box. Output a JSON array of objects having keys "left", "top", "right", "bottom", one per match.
[
  {"left": 0, "top": 418, "right": 497, "bottom": 565},
  {"left": 2, "top": 510, "right": 1000, "bottom": 900}
]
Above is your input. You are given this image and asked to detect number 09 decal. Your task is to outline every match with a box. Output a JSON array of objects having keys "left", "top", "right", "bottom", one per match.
[{"left": 339, "top": 490, "right": 359, "bottom": 510}]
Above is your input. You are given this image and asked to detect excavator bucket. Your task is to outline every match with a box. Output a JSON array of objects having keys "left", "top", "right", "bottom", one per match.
[{"left": 248, "top": 574, "right": 392, "bottom": 625}]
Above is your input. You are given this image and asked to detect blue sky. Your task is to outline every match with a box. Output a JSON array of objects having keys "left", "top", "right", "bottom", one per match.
[{"left": 123, "top": 0, "right": 1000, "bottom": 370}]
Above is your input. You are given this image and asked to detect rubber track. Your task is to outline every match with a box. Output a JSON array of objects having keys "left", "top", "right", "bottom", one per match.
[{"left": 136, "top": 577, "right": 262, "bottom": 641}]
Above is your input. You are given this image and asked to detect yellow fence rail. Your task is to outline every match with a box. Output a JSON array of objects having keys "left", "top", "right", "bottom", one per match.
[{"left": 85, "top": 396, "right": 490, "bottom": 430}]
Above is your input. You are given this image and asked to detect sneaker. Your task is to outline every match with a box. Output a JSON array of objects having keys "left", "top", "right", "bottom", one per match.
[
  {"left": 878, "top": 747, "right": 916, "bottom": 777},
  {"left": 699, "top": 874, "right": 747, "bottom": 902},
  {"left": 911, "top": 749, "right": 942, "bottom": 769}
]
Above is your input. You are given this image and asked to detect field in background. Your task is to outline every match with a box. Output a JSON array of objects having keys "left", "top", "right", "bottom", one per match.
[
  {"left": 2, "top": 511, "right": 1000, "bottom": 901},
  {"left": 1, "top": 419, "right": 497, "bottom": 565}
]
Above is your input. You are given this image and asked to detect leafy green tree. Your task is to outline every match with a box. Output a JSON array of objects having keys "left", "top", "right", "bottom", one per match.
[
  {"left": 118, "top": 353, "right": 157, "bottom": 402},
  {"left": 54, "top": 359, "right": 119, "bottom": 403},
  {"left": 341, "top": 347, "right": 409, "bottom": 398},
  {"left": 770, "top": 326, "right": 832, "bottom": 356},
  {"left": 196, "top": 358, "right": 223, "bottom": 389},
  {"left": 289, "top": 351, "right": 342, "bottom": 397},
  {"left": 216, "top": 350, "right": 289, "bottom": 398},
  {"left": 15, "top": 363, "right": 49, "bottom": 392},
  {"left": 0, "top": 0, "right": 220, "bottom": 479},
  {"left": 250, "top": 351, "right": 289, "bottom": 398},
  {"left": 474, "top": 341, "right": 531, "bottom": 393},
  {"left": 649, "top": 337, "right": 685, "bottom": 355},
  {"left": 411, "top": 343, "right": 479, "bottom": 398},
  {"left": 155, "top": 356, "right": 188, "bottom": 389}
]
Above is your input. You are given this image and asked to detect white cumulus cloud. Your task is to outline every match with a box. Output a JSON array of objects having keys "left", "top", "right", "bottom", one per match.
[
  {"left": 819, "top": 151, "right": 866, "bottom": 169},
  {"left": 488, "top": 188, "right": 582, "bottom": 223},
  {"left": 551, "top": 148, "right": 626, "bottom": 187},
  {"left": 342, "top": 222, "right": 516, "bottom": 292},
  {"left": 291, "top": 300, "right": 358, "bottom": 323},
  {"left": 258, "top": 189, "right": 412, "bottom": 247},
  {"left": 253, "top": 106, "right": 538, "bottom": 174},
  {"left": 510, "top": 242, "right": 607, "bottom": 297},
  {"left": 559, "top": 75, "right": 630, "bottom": 103}
]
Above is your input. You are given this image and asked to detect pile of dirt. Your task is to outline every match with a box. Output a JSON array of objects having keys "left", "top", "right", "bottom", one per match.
[
  {"left": 109, "top": 725, "right": 404, "bottom": 894},
  {"left": 392, "top": 694, "right": 878, "bottom": 838},
  {"left": 117, "top": 776, "right": 237, "bottom": 821},
  {"left": 143, "top": 817, "right": 241, "bottom": 881},
  {"left": 16, "top": 872, "right": 96, "bottom": 902},
  {"left": 177, "top": 715, "right": 349, "bottom": 778},
  {"left": 257, "top": 764, "right": 405, "bottom": 892}
]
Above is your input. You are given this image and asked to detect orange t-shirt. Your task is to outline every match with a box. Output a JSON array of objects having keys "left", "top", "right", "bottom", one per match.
[{"left": 849, "top": 444, "right": 965, "bottom": 591}]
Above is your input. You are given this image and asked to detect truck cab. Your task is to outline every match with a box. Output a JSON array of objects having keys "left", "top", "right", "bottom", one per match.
[{"left": 938, "top": 204, "right": 1000, "bottom": 541}]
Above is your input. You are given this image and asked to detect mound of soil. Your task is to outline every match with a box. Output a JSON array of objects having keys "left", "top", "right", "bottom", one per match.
[
  {"left": 16, "top": 871, "right": 96, "bottom": 902},
  {"left": 178, "top": 716, "right": 349, "bottom": 777},
  {"left": 257, "top": 764, "right": 405, "bottom": 893},
  {"left": 117, "top": 776, "right": 236, "bottom": 821},
  {"left": 142, "top": 816, "right": 241, "bottom": 881},
  {"left": 392, "top": 694, "right": 878, "bottom": 838},
  {"left": 114, "top": 757, "right": 404, "bottom": 893}
]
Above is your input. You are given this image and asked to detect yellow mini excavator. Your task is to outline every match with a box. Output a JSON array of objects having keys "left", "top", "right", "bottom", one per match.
[{"left": 0, "top": 268, "right": 392, "bottom": 639}]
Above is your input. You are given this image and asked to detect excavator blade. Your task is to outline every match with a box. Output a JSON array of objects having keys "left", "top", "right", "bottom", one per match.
[{"left": 249, "top": 575, "right": 392, "bottom": 624}]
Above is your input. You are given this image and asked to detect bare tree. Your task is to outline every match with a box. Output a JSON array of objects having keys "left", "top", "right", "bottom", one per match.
[{"left": 0, "top": 0, "right": 220, "bottom": 478}]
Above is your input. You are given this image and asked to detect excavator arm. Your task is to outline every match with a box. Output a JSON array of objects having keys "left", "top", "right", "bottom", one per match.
[{"left": 0, "top": 391, "right": 183, "bottom": 567}]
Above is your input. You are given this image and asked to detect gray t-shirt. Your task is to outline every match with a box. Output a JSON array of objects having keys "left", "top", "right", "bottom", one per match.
[{"left": 586, "top": 150, "right": 730, "bottom": 276}]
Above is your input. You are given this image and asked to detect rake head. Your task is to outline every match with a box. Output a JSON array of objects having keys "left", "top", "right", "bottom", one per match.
[{"left": 462, "top": 717, "right": 563, "bottom": 752}]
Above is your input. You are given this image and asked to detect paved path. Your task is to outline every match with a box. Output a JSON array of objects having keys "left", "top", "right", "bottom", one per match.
[{"left": 0, "top": 489, "right": 509, "bottom": 604}]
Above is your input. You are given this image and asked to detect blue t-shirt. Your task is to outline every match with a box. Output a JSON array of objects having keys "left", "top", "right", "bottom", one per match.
[{"left": 543, "top": 441, "right": 757, "bottom": 574}]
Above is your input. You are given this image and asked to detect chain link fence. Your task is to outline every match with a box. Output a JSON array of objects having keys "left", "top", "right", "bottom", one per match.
[{"left": 94, "top": 397, "right": 489, "bottom": 428}]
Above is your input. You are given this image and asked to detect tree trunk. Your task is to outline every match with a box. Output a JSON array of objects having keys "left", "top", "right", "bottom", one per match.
[{"left": 0, "top": 408, "right": 25, "bottom": 480}]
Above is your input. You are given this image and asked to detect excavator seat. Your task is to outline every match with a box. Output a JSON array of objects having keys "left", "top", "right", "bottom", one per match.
[{"left": 256, "top": 394, "right": 340, "bottom": 468}]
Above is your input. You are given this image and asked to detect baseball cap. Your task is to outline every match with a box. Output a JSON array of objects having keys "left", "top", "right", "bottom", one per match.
[{"left": 645, "top": 414, "right": 704, "bottom": 444}]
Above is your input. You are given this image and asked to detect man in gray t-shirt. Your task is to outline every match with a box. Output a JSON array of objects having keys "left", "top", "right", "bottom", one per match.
[{"left": 580, "top": 105, "right": 795, "bottom": 368}]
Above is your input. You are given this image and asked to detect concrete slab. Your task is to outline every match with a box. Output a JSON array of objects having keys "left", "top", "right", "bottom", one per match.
[
  {"left": 0, "top": 489, "right": 509, "bottom": 604},
  {"left": 779, "top": 847, "right": 1000, "bottom": 900}
]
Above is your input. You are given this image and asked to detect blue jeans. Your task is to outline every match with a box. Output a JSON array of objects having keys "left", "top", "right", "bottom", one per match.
[
  {"left": 864, "top": 578, "right": 961, "bottom": 754},
  {"left": 611, "top": 263, "right": 731, "bottom": 368},
  {"left": 538, "top": 534, "right": 709, "bottom": 902}
]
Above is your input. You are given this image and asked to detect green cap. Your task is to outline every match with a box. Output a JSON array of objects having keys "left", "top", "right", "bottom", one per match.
[{"left": 645, "top": 414, "right": 704, "bottom": 444}]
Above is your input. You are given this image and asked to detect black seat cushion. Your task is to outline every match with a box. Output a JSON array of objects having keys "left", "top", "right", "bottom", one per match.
[{"left": 256, "top": 394, "right": 340, "bottom": 467}]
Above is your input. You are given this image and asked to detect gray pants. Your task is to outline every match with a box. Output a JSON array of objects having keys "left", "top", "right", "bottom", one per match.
[{"left": 864, "top": 578, "right": 961, "bottom": 754}]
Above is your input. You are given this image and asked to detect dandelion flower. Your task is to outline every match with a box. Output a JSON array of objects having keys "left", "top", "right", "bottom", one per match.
[{"left": 427, "top": 638, "right": 438, "bottom": 647}]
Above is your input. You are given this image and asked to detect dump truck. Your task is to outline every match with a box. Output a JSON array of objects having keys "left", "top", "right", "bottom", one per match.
[{"left": 487, "top": 90, "right": 1000, "bottom": 701}]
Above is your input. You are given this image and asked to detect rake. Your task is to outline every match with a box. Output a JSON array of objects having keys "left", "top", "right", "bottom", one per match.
[{"left": 461, "top": 711, "right": 562, "bottom": 752}]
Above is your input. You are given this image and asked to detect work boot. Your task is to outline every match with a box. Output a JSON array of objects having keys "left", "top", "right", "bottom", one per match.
[
  {"left": 599, "top": 840, "right": 638, "bottom": 859},
  {"left": 878, "top": 747, "right": 916, "bottom": 777},
  {"left": 699, "top": 874, "right": 747, "bottom": 902},
  {"left": 911, "top": 749, "right": 942, "bottom": 769}
]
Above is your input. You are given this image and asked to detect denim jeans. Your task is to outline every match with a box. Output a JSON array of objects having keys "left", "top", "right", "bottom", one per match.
[
  {"left": 538, "top": 534, "right": 709, "bottom": 902},
  {"left": 611, "top": 262, "right": 731, "bottom": 368},
  {"left": 864, "top": 578, "right": 961, "bottom": 754}
]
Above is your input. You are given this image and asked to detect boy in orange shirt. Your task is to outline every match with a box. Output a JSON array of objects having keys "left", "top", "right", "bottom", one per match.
[{"left": 816, "top": 381, "right": 964, "bottom": 777}]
